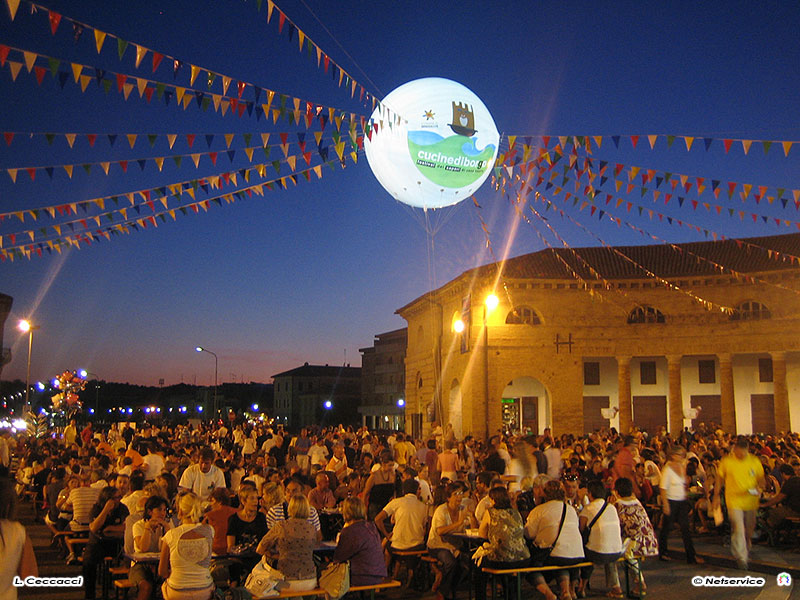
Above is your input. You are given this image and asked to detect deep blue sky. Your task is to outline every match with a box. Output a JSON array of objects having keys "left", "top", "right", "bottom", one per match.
[{"left": 1, "top": 0, "right": 798, "bottom": 386}]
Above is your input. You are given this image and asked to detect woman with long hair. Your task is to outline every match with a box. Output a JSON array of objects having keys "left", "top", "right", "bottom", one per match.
[
  {"left": 0, "top": 478, "right": 38, "bottom": 600},
  {"left": 158, "top": 492, "right": 214, "bottom": 600}
]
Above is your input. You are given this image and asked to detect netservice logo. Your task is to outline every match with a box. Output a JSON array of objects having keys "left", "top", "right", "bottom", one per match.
[{"left": 776, "top": 572, "right": 792, "bottom": 587}]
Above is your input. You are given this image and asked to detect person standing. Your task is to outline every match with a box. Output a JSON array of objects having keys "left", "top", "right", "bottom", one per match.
[
  {"left": 63, "top": 419, "right": 78, "bottom": 447},
  {"left": 658, "top": 446, "right": 702, "bottom": 564},
  {"left": 713, "top": 438, "right": 765, "bottom": 570}
]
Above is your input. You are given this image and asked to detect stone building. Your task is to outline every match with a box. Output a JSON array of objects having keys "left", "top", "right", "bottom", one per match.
[
  {"left": 396, "top": 233, "right": 800, "bottom": 440},
  {"left": 359, "top": 328, "right": 407, "bottom": 430},
  {"left": 272, "top": 363, "right": 361, "bottom": 428}
]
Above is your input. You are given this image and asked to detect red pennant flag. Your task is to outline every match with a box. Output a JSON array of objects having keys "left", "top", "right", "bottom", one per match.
[
  {"left": 86, "top": 134, "right": 96, "bottom": 146},
  {"left": 728, "top": 182, "right": 737, "bottom": 197},
  {"left": 691, "top": 200, "right": 698, "bottom": 210},
  {"left": 152, "top": 52, "right": 163, "bottom": 72},
  {"left": 186, "top": 134, "right": 195, "bottom": 148},
  {"left": 116, "top": 73, "right": 126, "bottom": 92},
  {"left": 48, "top": 11, "right": 62, "bottom": 35},
  {"left": 209, "top": 152, "right": 218, "bottom": 165},
  {"left": 144, "top": 87, "right": 153, "bottom": 102},
  {"left": 26, "top": 168, "right": 36, "bottom": 180},
  {"left": 0, "top": 45, "right": 9, "bottom": 66},
  {"left": 630, "top": 135, "right": 639, "bottom": 148},
  {"left": 33, "top": 66, "right": 46, "bottom": 85},
  {"left": 278, "top": 11, "right": 286, "bottom": 33},
  {"left": 237, "top": 81, "right": 245, "bottom": 98},
  {"left": 119, "top": 160, "right": 128, "bottom": 172},
  {"left": 3, "top": 132, "right": 14, "bottom": 145},
  {"left": 323, "top": 55, "right": 330, "bottom": 73},
  {"left": 722, "top": 139, "right": 732, "bottom": 153}
]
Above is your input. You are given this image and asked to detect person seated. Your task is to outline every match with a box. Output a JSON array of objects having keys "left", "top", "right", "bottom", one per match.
[
  {"left": 308, "top": 472, "right": 336, "bottom": 511},
  {"left": 129, "top": 496, "right": 172, "bottom": 600},
  {"left": 264, "top": 478, "right": 322, "bottom": 542},
  {"left": 761, "top": 463, "right": 800, "bottom": 530},
  {"left": 577, "top": 480, "right": 623, "bottom": 599},
  {"left": 202, "top": 487, "right": 237, "bottom": 556},
  {"left": 474, "top": 487, "right": 530, "bottom": 600},
  {"left": 158, "top": 492, "right": 215, "bottom": 600},
  {"left": 333, "top": 497, "right": 387, "bottom": 586},
  {"left": 256, "top": 494, "right": 319, "bottom": 591},
  {"left": 83, "top": 486, "right": 129, "bottom": 600},
  {"left": 525, "top": 480, "right": 584, "bottom": 600},
  {"left": 427, "top": 483, "right": 476, "bottom": 600}
]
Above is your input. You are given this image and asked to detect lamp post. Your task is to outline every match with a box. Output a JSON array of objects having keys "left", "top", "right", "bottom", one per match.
[
  {"left": 195, "top": 347, "right": 218, "bottom": 418},
  {"left": 483, "top": 293, "right": 498, "bottom": 437},
  {"left": 18, "top": 319, "right": 40, "bottom": 410}
]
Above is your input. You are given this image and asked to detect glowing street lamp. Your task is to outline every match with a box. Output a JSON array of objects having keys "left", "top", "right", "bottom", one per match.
[
  {"left": 17, "top": 319, "right": 40, "bottom": 408},
  {"left": 195, "top": 346, "right": 218, "bottom": 417}
]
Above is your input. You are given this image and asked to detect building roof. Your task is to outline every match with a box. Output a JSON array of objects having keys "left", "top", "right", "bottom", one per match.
[
  {"left": 271, "top": 363, "right": 361, "bottom": 379},
  {"left": 397, "top": 233, "right": 800, "bottom": 314},
  {"left": 478, "top": 233, "right": 800, "bottom": 281}
]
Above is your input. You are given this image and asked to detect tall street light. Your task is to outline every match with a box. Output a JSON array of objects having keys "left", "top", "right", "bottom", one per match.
[
  {"left": 195, "top": 346, "right": 218, "bottom": 418},
  {"left": 18, "top": 319, "right": 40, "bottom": 410}
]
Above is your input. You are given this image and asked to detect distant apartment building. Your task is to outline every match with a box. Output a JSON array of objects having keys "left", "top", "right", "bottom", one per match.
[
  {"left": 272, "top": 363, "right": 361, "bottom": 429},
  {"left": 359, "top": 328, "right": 407, "bottom": 430}
]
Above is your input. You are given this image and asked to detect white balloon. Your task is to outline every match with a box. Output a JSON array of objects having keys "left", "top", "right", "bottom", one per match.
[{"left": 364, "top": 78, "right": 499, "bottom": 209}]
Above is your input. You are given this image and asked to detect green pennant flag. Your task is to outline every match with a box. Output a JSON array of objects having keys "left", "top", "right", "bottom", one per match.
[
  {"left": 106, "top": 213, "right": 114, "bottom": 222},
  {"left": 272, "top": 160, "right": 281, "bottom": 174},
  {"left": 243, "top": 133, "right": 252, "bottom": 147},
  {"left": 638, "top": 206, "right": 644, "bottom": 216},
  {"left": 158, "top": 214, "right": 167, "bottom": 223},
  {"left": 179, "top": 207, "right": 187, "bottom": 215},
  {"left": 101, "top": 79, "right": 112, "bottom": 94},
  {"left": 201, "top": 97, "right": 210, "bottom": 111},
  {"left": 762, "top": 141, "right": 771, "bottom": 155},
  {"left": 156, "top": 82, "right": 165, "bottom": 99},
  {"left": 117, "top": 39, "right": 128, "bottom": 60},
  {"left": 48, "top": 58, "right": 60, "bottom": 77},
  {"left": 263, "top": 146, "right": 271, "bottom": 159},
  {"left": 777, "top": 188, "right": 785, "bottom": 199},
  {"left": 728, "top": 208, "right": 734, "bottom": 216},
  {"left": 111, "top": 196, "right": 119, "bottom": 205},
  {"left": 212, "top": 197, "right": 222, "bottom": 206},
  {"left": 173, "top": 155, "right": 182, "bottom": 167},
  {"left": 147, "top": 134, "right": 157, "bottom": 147},
  {"left": 641, "top": 187, "right": 648, "bottom": 198},
  {"left": 45, "top": 133, "right": 55, "bottom": 145},
  {"left": 287, "top": 111, "right": 295, "bottom": 125},
  {"left": 82, "top": 164, "right": 91, "bottom": 174},
  {"left": 666, "top": 135, "right": 675, "bottom": 148}
]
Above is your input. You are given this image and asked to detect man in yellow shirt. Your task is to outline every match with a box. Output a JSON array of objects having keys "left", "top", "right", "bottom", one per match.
[{"left": 713, "top": 437, "right": 765, "bottom": 570}]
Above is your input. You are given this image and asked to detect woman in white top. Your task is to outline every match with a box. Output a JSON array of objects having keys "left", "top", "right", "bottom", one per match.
[
  {"left": 158, "top": 492, "right": 214, "bottom": 600},
  {"left": 427, "top": 483, "right": 476, "bottom": 600},
  {"left": 0, "top": 478, "right": 38, "bottom": 600},
  {"left": 657, "top": 446, "right": 700, "bottom": 564},
  {"left": 577, "top": 481, "right": 623, "bottom": 598},
  {"left": 525, "top": 480, "right": 584, "bottom": 600}
]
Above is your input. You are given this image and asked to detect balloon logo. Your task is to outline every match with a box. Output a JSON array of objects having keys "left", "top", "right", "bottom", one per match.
[{"left": 365, "top": 77, "right": 499, "bottom": 209}]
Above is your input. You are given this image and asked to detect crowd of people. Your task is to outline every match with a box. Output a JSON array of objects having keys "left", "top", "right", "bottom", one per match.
[{"left": 0, "top": 417, "right": 799, "bottom": 600}]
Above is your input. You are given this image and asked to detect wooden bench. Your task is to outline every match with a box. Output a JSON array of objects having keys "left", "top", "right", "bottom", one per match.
[
  {"left": 254, "top": 578, "right": 401, "bottom": 600},
  {"left": 389, "top": 549, "right": 427, "bottom": 586},
  {"left": 113, "top": 578, "right": 136, "bottom": 600},
  {"left": 482, "top": 557, "right": 644, "bottom": 600}
]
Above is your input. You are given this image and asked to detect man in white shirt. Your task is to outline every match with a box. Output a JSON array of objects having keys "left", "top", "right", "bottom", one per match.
[
  {"left": 178, "top": 448, "right": 226, "bottom": 500},
  {"left": 308, "top": 438, "right": 329, "bottom": 468},
  {"left": 375, "top": 479, "right": 428, "bottom": 551},
  {"left": 576, "top": 481, "right": 623, "bottom": 597},
  {"left": 141, "top": 442, "right": 165, "bottom": 482}
]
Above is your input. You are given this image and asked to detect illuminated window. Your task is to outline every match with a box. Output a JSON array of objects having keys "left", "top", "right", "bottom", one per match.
[
  {"left": 627, "top": 306, "right": 665, "bottom": 324},
  {"left": 731, "top": 301, "right": 771, "bottom": 321},
  {"left": 505, "top": 306, "right": 541, "bottom": 325}
]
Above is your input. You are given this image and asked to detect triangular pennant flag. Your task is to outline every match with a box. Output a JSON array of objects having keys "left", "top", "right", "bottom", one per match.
[
  {"left": 741, "top": 139, "right": 752, "bottom": 155},
  {"left": 94, "top": 29, "right": 107, "bottom": 53}
]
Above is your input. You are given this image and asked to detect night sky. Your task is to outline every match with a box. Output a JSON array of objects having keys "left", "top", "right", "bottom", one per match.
[{"left": 1, "top": 0, "right": 798, "bottom": 387}]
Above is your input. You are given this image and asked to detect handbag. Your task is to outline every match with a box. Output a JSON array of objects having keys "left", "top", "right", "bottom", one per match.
[
  {"left": 319, "top": 561, "right": 350, "bottom": 600},
  {"left": 581, "top": 500, "right": 608, "bottom": 546},
  {"left": 530, "top": 502, "right": 567, "bottom": 566},
  {"left": 244, "top": 556, "right": 285, "bottom": 598}
]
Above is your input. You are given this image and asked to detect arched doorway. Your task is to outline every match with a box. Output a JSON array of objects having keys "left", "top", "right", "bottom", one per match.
[
  {"left": 449, "top": 378, "right": 463, "bottom": 439},
  {"left": 501, "top": 376, "right": 550, "bottom": 435}
]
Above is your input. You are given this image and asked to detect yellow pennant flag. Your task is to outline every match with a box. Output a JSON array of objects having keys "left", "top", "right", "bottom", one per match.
[
  {"left": 27, "top": 231, "right": 34, "bottom": 242},
  {"left": 257, "top": 164, "right": 266, "bottom": 177},
  {"left": 200, "top": 200, "right": 209, "bottom": 212},
  {"left": 741, "top": 139, "right": 752, "bottom": 155},
  {"left": 168, "top": 209, "right": 176, "bottom": 220},
  {"left": 122, "top": 83, "right": 134, "bottom": 100},
  {"left": 191, "top": 153, "right": 201, "bottom": 167},
  {"left": 169, "top": 184, "right": 182, "bottom": 196},
  {"left": 65, "top": 134, "right": 76, "bottom": 148},
  {"left": 220, "top": 99, "right": 230, "bottom": 116},
  {"left": 15, "top": 211, "right": 24, "bottom": 223},
  {"left": 94, "top": 30, "right": 107, "bottom": 53},
  {"left": 175, "top": 87, "right": 186, "bottom": 103},
  {"left": 155, "top": 156, "right": 164, "bottom": 171},
  {"left": 229, "top": 173, "right": 238, "bottom": 186},
  {"left": 185, "top": 188, "right": 195, "bottom": 200},
  {"left": 782, "top": 141, "right": 792, "bottom": 157},
  {"left": 54, "top": 224, "right": 61, "bottom": 235},
  {"left": 208, "top": 176, "right": 220, "bottom": 188},
  {"left": 351, "top": 79, "right": 357, "bottom": 97},
  {"left": 615, "top": 179, "right": 623, "bottom": 192},
  {"left": 293, "top": 97, "right": 301, "bottom": 112},
  {"left": 558, "top": 136, "right": 568, "bottom": 147},
  {"left": 593, "top": 136, "right": 603, "bottom": 148},
  {"left": 63, "top": 165, "right": 73, "bottom": 178},
  {"left": 267, "top": 0, "right": 275, "bottom": 22},
  {"left": 6, "top": 0, "right": 20, "bottom": 20},
  {"left": 94, "top": 198, "right": 105, "bottom": 210},
  {"left": 244, "top": 147, "right": 254, "bottom": 162},
  {"left": 253, "top": 184, "right": 264, "bottom": 195},
  {"left": 92, "top": 216, "right": 101, "bottom": 227},
  {"left": 127, "top": 134, "right": 137, "bottom": 148},
  {"left": 212, "top": 94, "right": 221, "bottom": 112},
  {"left": 167, "top": 134, "right": 177, "bottom": 149},
  {"left": 159, "top": 197, "right": 168, "bottom": 209},
  {"left": 338, "top": 69, "right": 344, "bottom": 87},
  {"left": 264, "top": 89, "right": 275, "bottom": 112},
  {"left": 221, "top": 76, "right": 231, "bottom": 95},
  {"left": 135, "top": 45, "right": 147, "bottom": 68},
  {"left": 261, "top": 133, "right": 270, "bottom": 147},
  {"left": 335, "top": 141, "right": 345, "bottom": 160},
  {"left": 507, "top": 135, "right": 517, "bottom": 149},
  {"left": 190, "top": 65, "right": 200, "bottom": 86},
  {"left": 126, "top": 193, "right": 135, "bottom": 205},
  {"left": 287, "top": 155, "right": 296, "bottom": 170},
  {"left": 8, "top": 61, "right": 22, "bottom": 81},
  {"left": 71, "top": 63, "right": 83, "bottom": 82},
  {"left": 742, "top": 183, "right": 752, "bottom": 199},
  {"left": 46, "top": 207, "right": 55, "bottom": 218},
  {"left": 684, "top": 136, "right": 694, "bottom": 151},
  {"left": 280, "top": 143, "right": 289, "bottom": 158},
  {"left": 182, "top": 94, "right": 192, "bottom": 109},
  {"left": 23, "top": 51, "right": 37, "bottom": 72},
  {"left": 314, "top": 131, "right": 323, "bottom": 146},
  {"left": 350, "top": 151, "right": 358, "bottom": 164},
  {"left": 224, "top": 134, "right": 234, "bottom": 148},
  {"left": 298, "top": 30, "right": 305, "bottom": 52},
  {"left": 272, "top": 109, "right": 280, "bottom": 124},
  {"left": 316, "top": 47, "right": 322, "bottom": 67},
  {"left": 648, "top": 135, "right": 657, "bottom": 149},
  {"left": 136, "top": 78, "right": 148, "bottom": 97},
  {"left": 79, "top": 74, "right": 92, "bottom": 91}
]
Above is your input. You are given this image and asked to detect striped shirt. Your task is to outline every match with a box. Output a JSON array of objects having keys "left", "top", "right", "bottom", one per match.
[
  {"left": 265, "top": 502, "right": 320, "bottom": 532},
  {"left": 68, "top": 486, "right": 100, "bottom": 527}
]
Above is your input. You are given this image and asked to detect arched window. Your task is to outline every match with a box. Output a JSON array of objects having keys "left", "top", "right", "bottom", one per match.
[
  {"left": 730, "top": 300, "right": 771, "bottom": 321},
  {"left": 505, "top": 306, "right": 541, "bottom": 325},
  {"left": 627, "top": 305, "right": 665, "bottom": 324}
]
